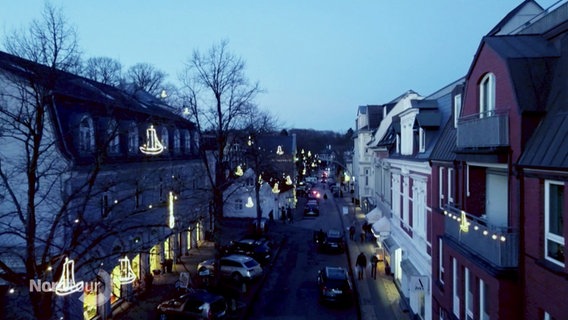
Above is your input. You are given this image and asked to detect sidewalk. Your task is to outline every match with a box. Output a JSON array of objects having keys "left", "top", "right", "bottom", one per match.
[
  {"left": 332, "top": 192, "right": 410, "bottom": 320},
  {"left": 112, "top": 219, "right": 284, "bottom": 320}
]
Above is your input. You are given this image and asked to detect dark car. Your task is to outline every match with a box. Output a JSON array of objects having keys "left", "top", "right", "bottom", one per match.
[
  {"left": 156, "top": 289, "right": 228, "bottom": 319},
  {"left": 303, "top": 199, "right": 320, "bottom": 216},
  {"left": 317, "top": 266, "right": 353, "bottom": 304},
  {"left": 223, "top": 238, "right": 272, "bottom": 265},
  {"left": 321, "top": 229, "right": 345, "bottom": 253}
]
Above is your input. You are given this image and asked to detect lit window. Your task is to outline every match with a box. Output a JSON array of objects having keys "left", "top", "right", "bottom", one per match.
[
  {"left": 452, "top": 258, "right": 460, "bottom": 317},
  {"left": 479, "top": 73, "right": 495, "bottom": 118},
  {"left": 128, "top": 123, "right": 138, "bottom": 154},
  {"left": 545, "top": 180, "right": 565, "bottom": 267},
  {"left": 79, "top": 116, "right": 94, "bottom": 153}
]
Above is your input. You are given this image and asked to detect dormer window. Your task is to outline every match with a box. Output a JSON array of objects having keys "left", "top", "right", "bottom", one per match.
[
  {"left": 161, "top": 127, "right": 169, "bottom": 151},
  {"left": 173, "top": 129, "right": 181, "bottom": 153},
  {"left": 454, "top": 93, "right": 462, "bottom": 128},
  {"left": 479, "top": 73, "right": 495, "bottom": 118},
  {"left": 79, "top": 115, "right": 94, "bottom": 153},
  {"left": 128, "top": 123, "right": 138, "bottom": 154},
  {"left": 107, "top": 119, "right": 120, "bottom": 154},
  {"left": 419, "top": 128, "right": 426, "bottom": 153}
]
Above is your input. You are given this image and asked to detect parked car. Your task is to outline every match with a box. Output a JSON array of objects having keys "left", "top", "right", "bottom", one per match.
[
  {"left": 223, "top": 238, "right": 272, "bottom": 265},
  {"left": 320, "top": 229, "right": 345, "bottom": 253},
  {"left": 197, "top": 254, "right": 263, "bottom": 283},
  {"left": 303, "top": 199, "right": 320, "bottom": 216},
  {"left": 317, "top": 266, "right": 353, "bottom": 304},
  {"left": 156, "top": 289, "right": 228, "bottom": 319}
]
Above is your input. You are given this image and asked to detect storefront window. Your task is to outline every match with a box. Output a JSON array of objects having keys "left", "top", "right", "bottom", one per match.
[{"left": 111, "top": 264, "right": 122, "bottom": 304}]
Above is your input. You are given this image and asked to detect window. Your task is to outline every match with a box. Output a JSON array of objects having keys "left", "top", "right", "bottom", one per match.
[
  {"left": 173, "top": 129, "right": 181, "bottom": 153},
  {"left": 438, "top": 238, "right": 444, "bottom": 284},
  {"left": 235, "top": 199, "right": 243, "bottom": 211},
  {"left": 402, "top": 176, "right": 409, "bottom": 225},
  {"left": 545, "top": 180, "right": 565, "bottom": 267},
  {"left": 465, "top": 268, "right": 474, "bottom": 320},
  {"left": 453, "top": 258, "right": 460, "bottom": 317},
  {"left": 396, "top": 134, "right": 400, "bottom": 153},
  {"left": 419, "top": 128, "right": 426, "bottom": 152},
  {"left": 128, "top": 123, "right": 138, "bottom": 154},
  {"left": 448, "top": 168, "right": 455, "bottom": 204},
  {"left": 392, "top": 174, "right": 401, "bottom": 218},
  {"left": 101, "top": 191, "right": 110, "bottom": 217},
  {"left": 439, "top": 167, "right": 445, "bottom": 208},
  {"left": 107, "top": 119, "right": 120, "bottom": 154},
  {"left": 480, "top": 279, "right": 490, "bottom": 320},
  {"left": 454, "top": 94, "right": 462, "bottom": 128},
  {"left": 161, "top": 127, "right": 169, "bottom": 151},
  {"left": 79, "top": 116, "right": 94, "bottom": 153},
  {"left": 479, "top": 73, "right": 495, "bottom": 118},
  {"left": 183, "top": 130, "right": 190, "bottom": 153}
]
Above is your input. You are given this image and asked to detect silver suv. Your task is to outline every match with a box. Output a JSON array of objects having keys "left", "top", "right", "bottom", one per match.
[{"left": 197, "top": 254, "right": 263, "bottom": 283}]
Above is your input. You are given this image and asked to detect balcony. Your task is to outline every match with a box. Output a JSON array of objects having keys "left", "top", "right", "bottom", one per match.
[
  {"left": 443, "top": 205, "right": 518, "bottom": 269},
  {"left": 457, "top": 110, "right": 509, "bottom": 148}
]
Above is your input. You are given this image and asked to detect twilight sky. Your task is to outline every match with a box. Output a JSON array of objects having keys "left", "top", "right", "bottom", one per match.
[{"left": 0, "top": 1, "right": 560, "bottom": 132}]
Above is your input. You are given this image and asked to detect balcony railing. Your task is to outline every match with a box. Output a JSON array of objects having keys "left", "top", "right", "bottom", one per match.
[
  {"left": 457, "top": 110, "right": 509, "bottom": 148},
  {"left": 443, "top": 204, "right": 518, "bottom": 268}
]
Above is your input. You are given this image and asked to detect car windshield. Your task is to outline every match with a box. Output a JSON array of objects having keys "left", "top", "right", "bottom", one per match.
[{"left": 244, "top": 260, "right": 259, "bottom": 268}]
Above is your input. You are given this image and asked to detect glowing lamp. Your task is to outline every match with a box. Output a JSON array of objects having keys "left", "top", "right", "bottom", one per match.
[
  {"left": 245, "top": 196, "right": 254, "bottom": 208},
  {"left": 140, "top": 125, "right": 164, "bottom": 155},
  {"left": 118, "top": 256, "right": 136, "bottom": 284},
  {"left": 55, "top": 257, "right": 84, "bottom": 296}
]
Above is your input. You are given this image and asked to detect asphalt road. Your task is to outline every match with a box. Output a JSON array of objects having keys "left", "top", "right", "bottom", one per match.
[{"left": 246, "top": 184, "right": 358, "bottom": 319}]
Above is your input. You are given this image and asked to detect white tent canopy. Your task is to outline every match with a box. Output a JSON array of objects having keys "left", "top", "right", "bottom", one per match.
[
  {"left": 365, "top": 207, "right": 382, "bottom": 224},
  {"left": 372, "top": 216, "right": 391, "bottom": 235}
]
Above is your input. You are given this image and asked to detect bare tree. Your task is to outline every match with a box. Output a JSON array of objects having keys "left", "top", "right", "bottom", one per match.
[
  {"left": 125, "top": 62, "right": 168, "bottom": 97},
  {"left": 2, "top": 2, "right": 81, "bottom": 72},
  {"left": 179, "top": 40, "right": 264, "bottom": 233},
  {"left": 81, "top": 56, "right": 123, "bottom": 86}
]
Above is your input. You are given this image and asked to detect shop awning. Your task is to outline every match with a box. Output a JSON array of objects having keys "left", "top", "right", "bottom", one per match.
[
  {"left": 365, "top": 207, "right": 382, "bottom": 224},
  {"left": 372, "top": 216, "right": 390, "bottom": 235},
  {"left": 382, "top": 237, "right": 399, "bottom": 255}
]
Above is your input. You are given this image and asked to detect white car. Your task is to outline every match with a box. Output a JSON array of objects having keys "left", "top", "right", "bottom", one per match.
[{"left": 197, "top": 254, "right": 263, "bottom": 283}]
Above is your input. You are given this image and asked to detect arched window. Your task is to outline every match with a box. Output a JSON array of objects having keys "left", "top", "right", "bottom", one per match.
[
  {"left": 79, "top": 115, "right": 94, "bottom": 153},
  {"left": 173, "top": 129, "right": 180, "bottom": 153},
  {"left": 107, "top": 119, "right": 120, "bottom": 154},
  {"left": 161, "top": 127, "right": 169, "bottom": 151},
  {"left": 479, "top": 73, "right": 495, "bottom": 118},
  {"left": 183, "top": 130, "right": 190, "bottom": 153},
  {"left": 128, "top": 123, "right": 138, "bottom": 154}
]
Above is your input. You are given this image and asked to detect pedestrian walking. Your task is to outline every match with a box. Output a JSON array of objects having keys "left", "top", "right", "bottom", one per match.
[
  {"left": 356, "top": 252, "right": 367, "bottom": 280},
  {"left": 370, "top": 254, "right": 379, "bottom": 279},
  {"left": 349, "top": 225, "right": 355, "bottom": 240}
]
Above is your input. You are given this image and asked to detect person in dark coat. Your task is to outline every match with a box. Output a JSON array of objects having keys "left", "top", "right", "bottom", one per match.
[
  {"left": 349, "top": 225, "right": 356, "bottom": 240},
  {"left": 370, "top": 254, "right": 379, "bottom": 279},
  {"left": 356, "top": 252, "right": 367, "bottom": 280}
]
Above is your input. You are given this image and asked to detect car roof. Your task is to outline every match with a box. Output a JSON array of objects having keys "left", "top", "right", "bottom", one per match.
[
  {"left": 324, "top": 266, "right": 348, "bottom": 280},
  {"left": 180, "top": 289, "right": 225, "bottom": 303},
  {"left": 223, "top": 254, "right": 255, "bottom": 262},
  {"left": 327, "top": 229, "right": 342, "bottom": 237}
]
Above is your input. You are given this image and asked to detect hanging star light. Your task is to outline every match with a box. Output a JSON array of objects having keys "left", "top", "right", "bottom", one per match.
[
  {"left": 272, "top": 182, "right": 280, "bottom": 193},
  {"left": 245, "top": 196, "right": 254, "bottom": 208},
  {"left": 235, "top": 165, "right": 244, "bottom": 176}
]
